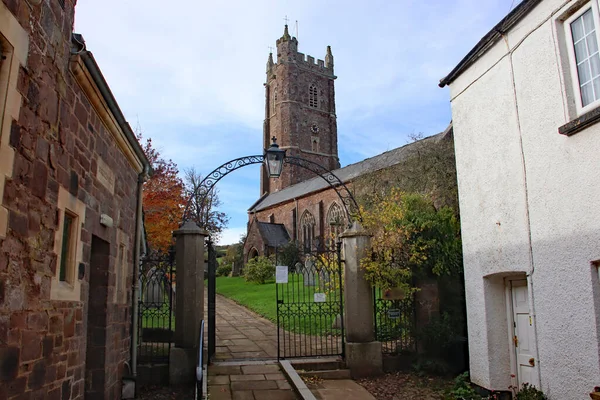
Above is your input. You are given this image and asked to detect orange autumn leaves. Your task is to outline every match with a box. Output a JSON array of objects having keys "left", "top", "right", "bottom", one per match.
[{"left": 140, "top": 136, "right": 185, "bottom": 254}]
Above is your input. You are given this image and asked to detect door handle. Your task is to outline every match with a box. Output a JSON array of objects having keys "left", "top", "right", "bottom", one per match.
[{"left": 529, "top": 358, "right": 535, "bottom": 367}]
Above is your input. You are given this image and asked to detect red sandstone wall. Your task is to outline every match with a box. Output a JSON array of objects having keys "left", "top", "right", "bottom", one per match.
[
  {"left": 245, "top": 186, "right": 348, "bottom": 259},
  {"left": 0, "top": 1, "right": 140, "bottom": 398}
]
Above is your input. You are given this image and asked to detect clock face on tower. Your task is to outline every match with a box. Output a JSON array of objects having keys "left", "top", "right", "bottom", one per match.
[{"left": 311, "top": 124, "right": 319, "bottom": 134}]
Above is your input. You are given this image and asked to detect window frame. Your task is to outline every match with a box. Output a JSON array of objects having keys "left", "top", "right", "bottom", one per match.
[
  {"left": 59, "top": 210, "right": 78, "bottom": 284},
  {"left": 564, "top": 0, "right": 600, "bottom": 115},
  {"left": 308, "top": 84, "right": 318, "bottom": 108},
  {"left": 300, "top": 210, "right": 316, "bottom": 252},
  {"left": 51, "top": 187, "right": 86, "bottom": 301},
  {"left": 327, "top": 202, "right": 345, "bottom": 240}
]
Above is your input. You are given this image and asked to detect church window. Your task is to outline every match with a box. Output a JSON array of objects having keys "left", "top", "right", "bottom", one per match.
[
  {"left": 309, "top": 84, "right": 318, "bottom": 108},
  {"left": 311, "top": 137, "right": 319, "bottom": 152},
  {"left": 273, "top": 87, "right": 277, "bottom": 114},
  {"left": 327, "top": 202, "right": 345, "bottom": 240},
  {"left": 300, "top": 210, "right": 316, "bottom": 252}
]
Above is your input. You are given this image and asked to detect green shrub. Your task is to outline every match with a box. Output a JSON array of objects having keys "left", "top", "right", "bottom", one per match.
[
  {"left": 244, "top": 256, "right": 275, "bottom": 284},
  {"left": 216, "top": 263, "right": 232, "bottom": 277},
  {"left": 513, "top": 383, "right": 547, "bottom": 400},
  {"left": 443, "top": 372, "right": 481, "bottom": 400}
]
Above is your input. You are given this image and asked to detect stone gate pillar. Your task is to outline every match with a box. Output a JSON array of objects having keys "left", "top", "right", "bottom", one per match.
[
  {"left": 169, "top": 221, "right": 208, "bottom": 384},
  {"left": 340, "top": 221, "right": 383, "bottom": 378}
]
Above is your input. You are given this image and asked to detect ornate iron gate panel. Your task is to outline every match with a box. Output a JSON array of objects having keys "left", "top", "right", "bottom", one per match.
[
  {"left": 276, "top": 242, "right": 345, "bottom": 359},
  {"left": 137, "top": 252, "right": 176, "bottom": 364},
  {"left": 373, "top": 287, "right": 416, "bottom": 355}
]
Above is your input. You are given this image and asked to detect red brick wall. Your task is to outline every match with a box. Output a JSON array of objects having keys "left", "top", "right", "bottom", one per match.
[
  {"left": 0, "top": 0, "right": 140, "bottom": 399},
  {"left": 243, "top": 218, "right": 266, "bottom": 262},
  {"left": 245, "top": 186, "right": 347, "bottom": 259}
]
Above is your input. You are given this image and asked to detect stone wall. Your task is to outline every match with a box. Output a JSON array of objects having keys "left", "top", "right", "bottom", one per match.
[
  {"left": 247, "top": 187, "right": 346, "bottom": 258},
  {"left": 0, "top": 0, "right": 144, "bottom": 398},
  {"left": 261, "top": 28, "right": 340, "bottom": 194}
]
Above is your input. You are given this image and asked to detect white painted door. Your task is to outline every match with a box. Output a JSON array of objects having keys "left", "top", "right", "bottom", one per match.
[{"left": 511, "top": 280, "right": 538, "bottom": 387}]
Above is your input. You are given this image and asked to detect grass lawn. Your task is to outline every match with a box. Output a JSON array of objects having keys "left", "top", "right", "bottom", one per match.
[
  {"left": 140, "top": 301, "right": 175, "bottom": 331},
  {"left": 216, "top": 276, "right": 278, "bottom": 322},
  {"left": 216, "top": 276, "right": 342, "bottom": 336}
]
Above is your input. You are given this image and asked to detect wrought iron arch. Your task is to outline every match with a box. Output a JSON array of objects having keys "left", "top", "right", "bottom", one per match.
[{"left": 181, "top": 155, "right": 361, "bottom": 227}]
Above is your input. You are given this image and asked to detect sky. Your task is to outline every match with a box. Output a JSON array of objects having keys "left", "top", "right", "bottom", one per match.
[{"left": 73, "top": 0, "right": 518, "bottom": 245}]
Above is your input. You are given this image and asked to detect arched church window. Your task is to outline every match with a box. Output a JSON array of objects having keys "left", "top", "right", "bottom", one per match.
[
  {"left": 311, "top": 137, "right": 319, "bottom": 152},
  {"left": 309, "top": 84, "right": 318, "bottom": 108},
  {"left": 300, "top": 210, "right": 316, "bottom": 252},
  {"left": 273, "top": 87, "right": 277, "bottom": 114},
  {"left": 327, "top": 202, "right": 345, "bottom": 239}
]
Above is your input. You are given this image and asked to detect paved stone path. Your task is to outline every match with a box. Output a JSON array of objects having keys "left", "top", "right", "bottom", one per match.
[
  {"left": 209, "top": 294, "right": 279, "bottom": 360},
  {"left": 307, "top": 380, "right": 376, "bottom": 400},
  {"left": 208, "top": 361, "right": 297, "bottom": 400},
  {"left": 206, "top": 293, "right": 343, "bottom": 360},
  {"left": 205, "top": 293, "right": 372, "bottom": 400}
]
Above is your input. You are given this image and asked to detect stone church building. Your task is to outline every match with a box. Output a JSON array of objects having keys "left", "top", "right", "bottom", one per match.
[{"left": 244, "top": 26, "right": 454, "bottom": 261}]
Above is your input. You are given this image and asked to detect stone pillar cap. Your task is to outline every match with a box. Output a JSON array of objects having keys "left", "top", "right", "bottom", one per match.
[
  {"left": 173, "top": 221, "right": 209, "bottom": 236},
  {"left": 339, "top": 221, "right": 370, "bottom": 238}
]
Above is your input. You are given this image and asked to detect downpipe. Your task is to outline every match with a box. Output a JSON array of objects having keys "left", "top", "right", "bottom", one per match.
[{"left": 131, "top": 165, "right": 149, "bottom": 380}]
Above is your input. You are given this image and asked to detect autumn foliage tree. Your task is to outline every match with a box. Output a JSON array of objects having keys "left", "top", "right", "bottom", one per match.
[
  {"left": 183, "top": 167, "right": 229, "bottom": 242},
  {"left": 360, "top": 189, "right": 462, "bottom": 292},
  {"left": 140, "top": 135, "right": 185, "bottom": 254}
]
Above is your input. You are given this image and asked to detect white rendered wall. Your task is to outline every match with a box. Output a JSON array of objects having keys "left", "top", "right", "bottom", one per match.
[{"left": 448, "top": 0, "right": 600, "bottom": 398}]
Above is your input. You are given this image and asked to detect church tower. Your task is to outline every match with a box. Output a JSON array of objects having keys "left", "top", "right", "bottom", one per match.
[{"left": 261, "top": 25, "right": 340, "bottom": 195}]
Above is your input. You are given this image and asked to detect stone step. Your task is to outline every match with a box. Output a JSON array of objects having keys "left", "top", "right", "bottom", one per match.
[
  {"left": 297, "top": 369, "right": 352, "bottom": 380},
  {"left": 290, "top": 358, "right": 345, "bottom": 372}
]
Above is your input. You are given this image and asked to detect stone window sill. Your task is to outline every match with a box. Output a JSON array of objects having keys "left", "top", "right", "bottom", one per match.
[{"left": 559, "top": 105, "right": 600, "bottom": 136}]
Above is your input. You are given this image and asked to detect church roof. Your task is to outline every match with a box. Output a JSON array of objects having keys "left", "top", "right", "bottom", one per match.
[
  {"left": 257, "top": 222, "right": 291, "bottom": 247},
  {"left": 249, "top": 124, "right": 452, "bottom": 213}
]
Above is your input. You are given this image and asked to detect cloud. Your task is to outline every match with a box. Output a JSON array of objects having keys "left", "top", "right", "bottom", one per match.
[
  {"left": 218, "top": 227, "right": 247, "bottom": 246},
  {"left": 74, "top": 0, "right": 515, "bottom": 231}
]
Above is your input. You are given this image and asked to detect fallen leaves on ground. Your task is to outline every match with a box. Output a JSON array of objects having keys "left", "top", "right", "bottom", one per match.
[
  {"left": 301, "top": 374, "right": 324, "bottom": 386},
  {"left": 357, "top": 372, "right": 452, "bottom": 400}
]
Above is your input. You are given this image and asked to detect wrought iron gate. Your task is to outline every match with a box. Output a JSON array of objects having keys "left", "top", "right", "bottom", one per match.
[
  {"left": 373, "top": 287, "right": 416, "bottom": 355},
  {"left": 137, "top": 251, "right": 176, "bottom": 364},
  {"left": 276, "top": 242, "right": 345, "bottom": 359}
]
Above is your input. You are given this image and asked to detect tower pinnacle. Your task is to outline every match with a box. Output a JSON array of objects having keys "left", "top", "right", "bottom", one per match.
[
  {"left": 281, "top": 24, "right": 291, "bottom": 41},
  {"left": 267, "top": 51, "right": 274, "bottom": 74},
  {"left": 325, "top": 45, "right": 334, "bottom": 70}
]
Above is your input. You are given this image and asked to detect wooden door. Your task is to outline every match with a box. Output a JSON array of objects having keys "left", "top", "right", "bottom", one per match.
[{"left": 511, "top": 279, "right": 538, "bottom": 387}]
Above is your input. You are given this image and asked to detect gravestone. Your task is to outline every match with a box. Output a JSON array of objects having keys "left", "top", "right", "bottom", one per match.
[
  {"left": 303, "top": 258, "right": 316, "bottom": 286},
  {"left": 145, "top": 267, "right": 163, "bottom": 308}
]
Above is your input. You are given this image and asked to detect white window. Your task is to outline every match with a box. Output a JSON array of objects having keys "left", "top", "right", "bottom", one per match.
[{"left": 566, "top": 2, "right": 600, "bottom": 112}]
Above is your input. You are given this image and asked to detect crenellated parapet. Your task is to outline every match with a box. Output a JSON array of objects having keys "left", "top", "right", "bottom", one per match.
[{"left": 272, "top": 25, "right": 334, "bottom": 76}]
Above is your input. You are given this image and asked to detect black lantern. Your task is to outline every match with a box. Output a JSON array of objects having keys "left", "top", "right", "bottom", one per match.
[{"left": 264, "top": 136, "right": 286, "bottom": 178}]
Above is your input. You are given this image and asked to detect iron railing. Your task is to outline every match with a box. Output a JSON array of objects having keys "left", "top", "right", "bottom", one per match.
[
  {"left": 137, "top": 253, "right": 176, "bottom": 364},
  {"left": 276, "top": 242, "right": 345, "bottom": 359},
  {"left": 373, "top": 287, "right": 416, "bottom": 355}
]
